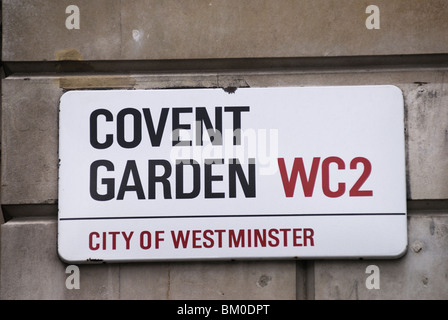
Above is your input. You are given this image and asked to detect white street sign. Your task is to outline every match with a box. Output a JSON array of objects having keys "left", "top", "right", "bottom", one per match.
[{"left": 58, "top": 86, "right": 407, "bottom": 263}]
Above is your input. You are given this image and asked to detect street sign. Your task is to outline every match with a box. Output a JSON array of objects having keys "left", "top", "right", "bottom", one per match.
[{"left": 58, "top": 86, "right": 407, "bottom": 263}]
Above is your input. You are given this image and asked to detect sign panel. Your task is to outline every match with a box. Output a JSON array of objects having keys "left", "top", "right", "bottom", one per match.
[{"left": 58, "top": 86, "right": 407, "bottom": 263}]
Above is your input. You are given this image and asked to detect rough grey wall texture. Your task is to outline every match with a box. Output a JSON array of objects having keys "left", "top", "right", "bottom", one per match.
[
  {"left": 3, "top": 0, "right": 448, "bottom": 61},
  {"left": 1, "top": 1, "right": 447, "bottom": 299}
]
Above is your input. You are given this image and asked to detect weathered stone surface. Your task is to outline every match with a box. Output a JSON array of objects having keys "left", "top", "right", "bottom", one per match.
[
  {"left": 1, "top": 79, "right": 61, "bottom": 207},
  {"left": 0, "top": 218, "right": 123, "bottom": 299},
  {"left": 404, "top": 80, "right": 448, "bottom": 199},
  {"left": 0, "top": 217, "right": 296, "bottom": 299},
  {"left": 168, "top": 261, "right": 296, "bottom": 299},
  {"left": 119, "top": 263, "right": 170, "bottom": 300},
  {"left": 3, "top": 0, "right": 448, "bottom": 61},
  {"left": 0, "top": 218, "right": 64, "bottom": 299},
  {"left": 313, "top": 212, "right": 448, "bottom": 299},
  {"left": 2, "top": 0, "right": 121, "bottom": 61},
  {"left": 0, "top": 218, "right": 120, "bottom": 300}
]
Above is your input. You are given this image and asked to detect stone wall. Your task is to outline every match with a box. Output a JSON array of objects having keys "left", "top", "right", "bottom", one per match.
[{"left": 1, "top": 0, "right": 447, "bottom": 299}]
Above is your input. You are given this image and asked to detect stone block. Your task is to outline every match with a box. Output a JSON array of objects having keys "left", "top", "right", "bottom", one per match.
[
  {"left": 168, "top": 261, "right": 297, "bottom": 300},
  {"left": 404, "top": 80, "right": 448, "bottom": 200},
  {"left": 119, "top": 260, "right": 299, "bottom": 299},
  {"left": 118, "top": 263, "right": 170, "bottom": 299},
  {"left": 3, "top": 0, "right": 448, "bottom": 61},
  {"left": 0, "top": 217, "right": 119, "bottom": 299},
  {"left": 313, "top": 212, "right": 448, "bottom": 299},
  {"left": 2, "top": 0, "right": 121, "bottom": 61},
  {"left": 1, "top": 78, "right": 61, "bottom": 207},
  {"left": 0, "top": 218, "right": 63, "bottom": 299}
]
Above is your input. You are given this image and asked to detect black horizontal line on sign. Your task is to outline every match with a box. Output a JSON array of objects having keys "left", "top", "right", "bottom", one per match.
[{"left": 59, "top": 213, "right": 406, "bottom": 221}]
